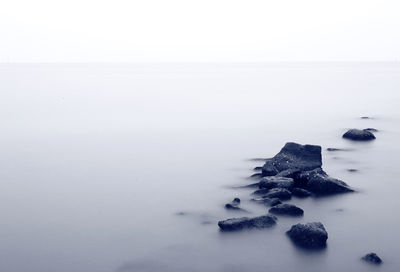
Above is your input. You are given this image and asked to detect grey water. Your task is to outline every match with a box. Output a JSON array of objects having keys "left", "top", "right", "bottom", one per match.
[{"left": 0, "top": 62, "right": 399, "bottom": 272}]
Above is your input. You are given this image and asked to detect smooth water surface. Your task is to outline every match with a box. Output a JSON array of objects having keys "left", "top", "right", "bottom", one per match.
[{"left": 0, "top": 63, "right": 399, "bottom": 272}]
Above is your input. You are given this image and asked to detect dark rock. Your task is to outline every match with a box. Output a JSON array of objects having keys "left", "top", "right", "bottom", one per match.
[
  {"left": 251, "top": 197, "right": 282, "bottom": 207},
  {"left": 275, "top": 168, "right": 302, "bottom": 178},
  {"left": 347, "top": 169, "right": 358, "bottom": 173},
  {"left": 262, "top": 142, "right": 322, "bottom": 176},
  {"left": 291, "top": 187, "right": 312, "bottom": 197},
  {"left": 253, "top": 166, "right": 263, "bottom": 171},
  {"left": 269, "top": 204, "right": 304, "bottom": 216},
  {"left": 362, "top": 253, "right": 383, "bottom": 264},
  {"left": 263, "top": 188, "right": 292, "bottom": 200},
  {"left": 361, "top": 116, "right": 372, "bottom": 119},
  {"left": 364, "top": 128, "right": 378, "bottom": 132},
  {"left": 296, "top": 168, "right": 353, "bottom": 195},
  {"left": 287, "top": 222, "right": 328, "bottom": 249},
  {"left": 249, "top": 173, "right": 263, "bottom": 179},
  {"left": 224, "top": 198, "right": 242, "bottom": 210},
  {"left": 218, "top": 215, "right": 277, "bottom": 231},
  {"left": 232, "top": 198, "right": 240, "bottom": 204},
  {"left": 252, "top": 188, "right": 271, "bottom": 195},
  {"left": 259, "top": 176, "right": 294, "bottom": 190},
  {"left": 343, "top": 129, "right": 376, "bottom": 141}
]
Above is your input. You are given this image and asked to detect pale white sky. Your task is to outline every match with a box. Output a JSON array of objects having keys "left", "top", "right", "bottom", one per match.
[{"left": 1, "top": 0, "right": 399, "bottom": 62}]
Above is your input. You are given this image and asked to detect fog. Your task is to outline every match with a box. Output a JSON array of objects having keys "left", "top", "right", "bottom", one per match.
[
  {"left": 1, "top": 0, "right": 400, "bottom": 62},
  {"left": 0, "top": 63, "right": 399, "bottom": 272}
]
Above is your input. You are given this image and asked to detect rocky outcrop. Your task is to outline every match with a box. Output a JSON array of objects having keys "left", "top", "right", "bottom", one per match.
[
  {"left": 262, "top": 142, "right": 322, "bottom": 176},
  {"left": 296, "top": 168, "right": 353, "bottom": 195},
  {"left": 218, "top": 215, "right": 277, "bottom": 231},
  {"left": 287, "top": 222, "right": 328, "bottom": 249},
  {"left": 343, "top": 129, "right": 376, "bottom": 141},
  {"left": 269, "top": 204, "right": 304, "bottom": 216}
]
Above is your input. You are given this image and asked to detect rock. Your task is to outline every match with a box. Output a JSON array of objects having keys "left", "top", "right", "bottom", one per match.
[
  {"left": 296, "top": 168, "right": 353, "bottom": 195},
  {"left": 263, "top": 188, "right": 292, "bottom": 200},
  {"left": 347, "top": 169, "right": 358, "bottom": 173},
  {"left": 361, "top": 116, "right": 372, "bottom": 119},
  {"left": 269, "top": 204, "right": 304, "bottom": 216},
  {"left": 262, "top": 142, "right": 322, "bottom": 176},
  {"left": 287, "top": 222, "right": 328, "bottom": 249},
  {"left": 218, "top": 215, "right": 277, "bottom": 231},
  {"left": 252, "top": 188, "right": 271, "bottom": 195},
  {"left": 236, "top": 182, "right": 260, "bottom": 188},
  {"left": 364, "top": 128, "right": 378, "bottom": 132},
  {"left": 259, "top": 176, "right": 294, "bottom": 190},
  {"left": 253, "top": 166, "right": 263, "bottom": 171},
  {"left": 343, "top": 129, "right": 376, "bottom": 141},
  {"left": 275, "top": 168, "right": 302, "bottom": 178},
  {"left": 362, "top": 253, "right": 383, "bottom": 264},
  {"left": 224, "top": 198, "right": 242, "bottom": 210},
  {"left": 249, "top": 173, "right": 263, "bottom": 179},
  {"left": 251, "top": 197, "right": 282, "bottom": 207},
  {"left": 291, "top": 187, "right": 312, "bottom": 197}
]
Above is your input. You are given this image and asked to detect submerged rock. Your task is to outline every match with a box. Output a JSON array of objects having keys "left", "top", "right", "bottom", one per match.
[
  {"left": 262, "top": 142, "right": 322, "bottom": 176},
  {"left": 291, "top": 187, "right": 312, "bottom": 197},
  {"left": 343, "top": 129, "right": 376, "bottom": 141},
  {"left": 249, "top": 173, "right": 263, "bottom": 179},
  {"left": 251, "top": 197, "right": 282, "bottom": 207},
  {"left": 253, "top": 166, "right": 263, "bottom": 171},
  {"left": 362, "top": 253, "right": 383, "bottom": 264},
  {"left": 287, "top": 222, "right": 328, "bottom": 249},
  {"left": 259, "top": 176, "right": 294, "bottom": 190},
  {"left": 296, "top": 168, "right": 353, "bottom": 195},
  {"left": 263, "top": 188, "right": 292, "bottom": 200},
  {"left": 269, "top": 203, "right": 304, "bottom": 216},
  {"left": 218, "top": 214, "right": 277, "bottom": 231},
  {"left": 364, "top": 128, "right": 378, "bottom": 132},
  {"left": 224, "top": 198, "right": 242, "bottom": 210}
]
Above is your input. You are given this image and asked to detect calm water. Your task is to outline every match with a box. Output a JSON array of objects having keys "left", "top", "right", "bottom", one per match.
[{"left": 0, "top": 63, "right": 399, "bottom": 272}]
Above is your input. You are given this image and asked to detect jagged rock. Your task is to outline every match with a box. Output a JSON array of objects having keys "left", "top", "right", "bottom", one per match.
[
  {"left": 253, "top": 166, "right": 263, "bottom": 171},
  {"left": 291, "top": 187, "right": 312, "bottom": 197},
  {"left": 218, "top": 215, "right": 277, "bottom": 231},
  {"left": 263, "top": 188, "right": 292, "bottom": 200},
  {"left": 343, "top": 129, "right": 376, "bottom": 141},
  {"left": 362, "top": 253, "right": 383, "bottom": 264},
  {"left": 252, "top": 188, "right": 270, "bottom": 195},
  {"left": 269, "top": 204, "right": 304, "bottom": 216},
  {"left": 251, "top": 197, "right": 282, "bottom": 207},
  {"left": 259, "top": 176, "right": 294, "bottom": 190},
  {"left": 287, "top": 222, "right": 328, "bottom": 248},
  {"left": 296, "top": 168, "right": 353, "bottom": 195},
  {"left": 262, "top": 142, "right": 322, "bottom": 176}
]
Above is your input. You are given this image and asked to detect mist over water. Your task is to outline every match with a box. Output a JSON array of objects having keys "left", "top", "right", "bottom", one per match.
[{"left": 0, "top": 63, "right": 399, "bottom": 272}]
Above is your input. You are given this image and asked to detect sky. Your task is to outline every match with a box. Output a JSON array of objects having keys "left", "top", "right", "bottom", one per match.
[{"left": 0, "top": 0, "right": 399, "bottom": 62}]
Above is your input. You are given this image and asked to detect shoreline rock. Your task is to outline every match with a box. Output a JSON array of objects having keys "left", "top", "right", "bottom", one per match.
[
  {"left": 362, "top": 253, "right": 383, "bottom": 264},
  {"left": 218, "top": 215, "right": 277, "bottom": 231},
  {"left": 343, "top": 129, "right": 376, "bottom": 141},
  {"left": 261, "top": 142, "right": 322, "bottom": 177},
  {"left": 287, "top": 222, "right": 328, "bottom": 249},
  {"left": 269, "top": 204, "right": 304, "bottom": 216}
]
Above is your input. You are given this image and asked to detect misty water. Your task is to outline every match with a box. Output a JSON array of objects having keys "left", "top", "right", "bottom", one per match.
[{"left": 1, "top": 63, "right": 400, "bottom": 272}]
